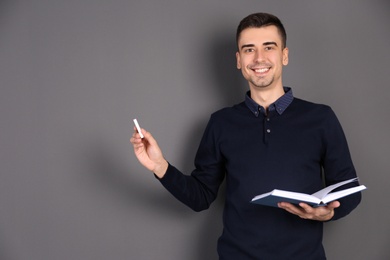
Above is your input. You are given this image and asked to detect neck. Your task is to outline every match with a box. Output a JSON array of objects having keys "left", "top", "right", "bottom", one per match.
[{"left": 249, "top": 85, "right": 285, "bottom": 109}]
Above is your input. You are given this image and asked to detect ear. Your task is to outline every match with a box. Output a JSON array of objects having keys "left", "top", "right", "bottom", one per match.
[
  {"left": 236, "top": 52, "right": 241, "bottom": 69},
  {"left": 282, "top": 47, "right": 289, "bottom": 66}
]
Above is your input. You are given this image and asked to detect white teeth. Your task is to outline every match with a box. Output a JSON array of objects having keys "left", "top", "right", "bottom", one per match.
[{"left": 255, "top": 68, "right": 269, "bottom": 73}]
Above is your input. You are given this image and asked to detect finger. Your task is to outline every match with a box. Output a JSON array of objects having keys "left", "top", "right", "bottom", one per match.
[
  {"left": 141, "top": 129, "right": 158, "bottom": 146},
  {"left": 130, "top": 134, "right": 145, "bottom": 146},
  {"left": 299, "top": 203, "right": 314, "bottom": 213},
  {"left": 278, "top": 202, "right": 296, "bottom": 210},
  {"left": 131, "top": 127, "right": 145, "bottom": 140},
  {"left": 327, "top": 201, "right": 340, "bottom": 209},
  {"left": 279, "top": 202, "right": 303, "bottom": 215},
  {"left": 130, "top": 134, "right": 140, "bottom": 143},
  {"left": 132, "top": 126, "right": 140, "bottom": 136}
]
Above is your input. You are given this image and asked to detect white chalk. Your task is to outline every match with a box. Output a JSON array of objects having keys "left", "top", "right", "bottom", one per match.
[{"left": 133, "top": 118, "right": 144, "bottom": 138}]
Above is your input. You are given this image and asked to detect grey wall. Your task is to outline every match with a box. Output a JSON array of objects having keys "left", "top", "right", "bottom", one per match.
[{"left": 1, "top": 0, "right": 389, "bottom": 259}]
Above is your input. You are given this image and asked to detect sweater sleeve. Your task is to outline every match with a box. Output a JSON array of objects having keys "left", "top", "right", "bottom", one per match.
[
  {"left": 158, "top": 116, "right": 226, "bottom": 212},
  {"left": 322, "top": 107, "right": 362, "bottom": 220}
]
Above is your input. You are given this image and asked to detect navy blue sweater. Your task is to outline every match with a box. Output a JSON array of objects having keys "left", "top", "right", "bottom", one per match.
[{"left": 159, "top": 89, "right": 361, "bottom": 259}]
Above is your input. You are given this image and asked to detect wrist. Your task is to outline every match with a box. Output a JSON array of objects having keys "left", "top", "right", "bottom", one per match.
[{"left": 153, "top": 160, "right": 169, "bottom": 179}]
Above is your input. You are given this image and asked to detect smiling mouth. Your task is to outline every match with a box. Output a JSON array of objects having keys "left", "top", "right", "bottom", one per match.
[{"left": 254, "top": 67, "right": 270, "bottom": 73}]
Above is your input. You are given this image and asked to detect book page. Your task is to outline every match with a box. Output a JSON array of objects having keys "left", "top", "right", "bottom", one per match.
[
  {"left": 311, "top": 178, "right": 358, "bottom": 199},
  {"left": 322, "top": 185, "right": 366, "bottom": 204},
  {"left": 251, "top": 189, "right": 323, "bottom": 207},
  {"left": 271, "top": 190, "right": 321, "bottom": 204}
]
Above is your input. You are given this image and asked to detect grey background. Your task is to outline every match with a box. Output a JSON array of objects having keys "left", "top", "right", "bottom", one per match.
[{"left": 1, "top": 0, "right": 389, "bottom": 259}]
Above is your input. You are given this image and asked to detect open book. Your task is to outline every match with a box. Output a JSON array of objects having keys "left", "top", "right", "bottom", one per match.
[{"left": 251, "top": 178, "right": 366, "bottom": 207}]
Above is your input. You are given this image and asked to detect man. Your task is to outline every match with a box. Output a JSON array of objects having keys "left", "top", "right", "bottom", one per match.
[{"left": 130, "top": 13, "right": 361, "bottom": 259}]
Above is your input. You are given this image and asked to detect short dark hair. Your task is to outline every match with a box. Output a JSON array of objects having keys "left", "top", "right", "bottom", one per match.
[{"left": 236, "top": 13, "right": 287, "bottom": 49}]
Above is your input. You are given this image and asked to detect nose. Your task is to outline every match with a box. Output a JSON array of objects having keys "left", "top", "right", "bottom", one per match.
[{"left": 253, "top": 49, "right": 266, "bottom": 63}]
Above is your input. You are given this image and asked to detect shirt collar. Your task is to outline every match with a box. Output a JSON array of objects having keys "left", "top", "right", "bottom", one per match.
[{"left": 245, "top": 87, "right": 294, "bottom": 117}]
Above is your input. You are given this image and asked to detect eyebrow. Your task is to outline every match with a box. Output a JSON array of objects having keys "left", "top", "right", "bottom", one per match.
[
  {"left": 240, "top": 44, "right": 255, "bottom": 50},
  {"left": 263, "top": 41, "right": 278, "bottom": 47},
  {"left": 240, "top": 42, "right": 278, "bottom": 50}
]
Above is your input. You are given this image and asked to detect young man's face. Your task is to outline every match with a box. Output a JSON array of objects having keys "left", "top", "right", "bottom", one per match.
[{"left": 236, "top": 25, "right": 289, "bottom": 91}]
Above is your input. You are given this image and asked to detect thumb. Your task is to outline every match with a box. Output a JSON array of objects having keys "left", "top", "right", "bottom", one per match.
[
  {"left": 141, "top": 128, "right": 157, "bottom": 145},
  {"left": 328, "top": 200, "right": 340, "bottom": 209},
  {"left": 140, "top": 128, "right": 164, "bottom": 158}
]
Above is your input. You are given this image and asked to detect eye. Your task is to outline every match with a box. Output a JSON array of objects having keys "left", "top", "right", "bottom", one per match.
[
  {"left": 265, "top": 46, "right": 274, "bottom": 51},
  {"left": 244, "top": 48, "right": 254, "bottom": 53}
]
